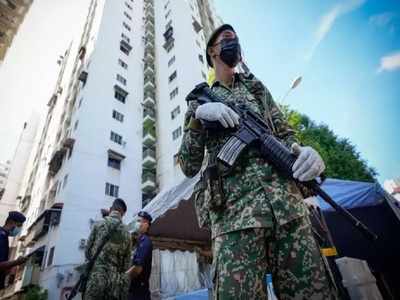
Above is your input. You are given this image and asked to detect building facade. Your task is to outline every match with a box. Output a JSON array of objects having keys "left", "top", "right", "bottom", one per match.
[
  {"left": 0, "top": 0, "right": 33, "bottom": 65},
  {"left": 0, "top": 161, "right": 10, "bottom": 200},
  {"left": 0, "top": 0, "right": 219, "bottom": 298},
  {"left": 0, "top": 114, "right": 39, "bottom": 225},
  {"left": 384, "top": 178, "right": 400, "bottom": 202}
]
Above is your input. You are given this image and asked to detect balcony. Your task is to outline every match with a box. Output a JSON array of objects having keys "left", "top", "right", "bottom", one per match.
[
  {"left": 143, "top": 107, "right": 155, "bottom": 123},
  {"left": 144, "top": 4, "right": 154, "bottom": 15},
  {"left": 144, "top": 50, "right": 154, "bottom": 62},
  {"left": 19, "top": 195, "right": 31, "bottom": 212},
  {"left": 143, "top": 130, "right": 156, "bottom": 146},
  {"left": 144, "top": 39, "right": 154, "bottom": 53},
  {"left": 78, "top": 70, "right": 88, "bottom": 85},
  {"left": 143, "top": 148, "right": 156, "bottom": 168},
  {"left": 144, "top": 14, "right": 154, "bottom": 26},
  {"left": 48, "top": 148, "right": 67, "bottom": 176},
  {"left": 144, "top": 80, "right": 155, "bottom": 92},
  {"left": 144, "top": 14, "right": 154, "bottom": 25},
  {"left": 142, "top": 172, "right": 156, "bottom": 193},
  {"left": 24, "top": 205, "right": 63, "bottom": 247},
  {"left": 63, "top": 137, "right": 75, "bottom": 149},
  {"left": 144, "top": 64, "right": 154, "bottom": 77},
  {"left": 145, "top": 20, "right": 154, "bottom": 32},
  {"left": 143, "top": 93, "right": 155, "bottom": 106},
  {"left": 46, "top": 182, "right": 58, "bottom": 209}
]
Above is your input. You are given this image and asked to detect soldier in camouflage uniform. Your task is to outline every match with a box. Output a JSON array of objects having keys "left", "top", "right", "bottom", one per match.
[
  {"left": 178, "top": 24, "right": 338, "bottom": 300},
  {"left": 84, "top": 198, "right": 132, "bottom": 300}
]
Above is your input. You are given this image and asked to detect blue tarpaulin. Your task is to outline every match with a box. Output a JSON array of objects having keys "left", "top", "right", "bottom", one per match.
[
  {"left": 316, "top": 178, "right": 400, "bottom": 299},
  {"left": 317, "top": 178, "right": 386, "bottom": 211}
]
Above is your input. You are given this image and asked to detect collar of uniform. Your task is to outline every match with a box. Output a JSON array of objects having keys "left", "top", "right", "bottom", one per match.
[
  {"left": 211, "top": 73, "right": 241, "bottom": 90},
  {"left": 138, "top": 234, "right": 147, "bottom": 242},
  {"left": 0, "top": 226, "right": 8, "bottom": 237}
]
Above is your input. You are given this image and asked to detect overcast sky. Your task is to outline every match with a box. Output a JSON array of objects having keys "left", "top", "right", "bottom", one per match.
[{"left": 0, "top": 0, "right": 91, "bottom": 162}]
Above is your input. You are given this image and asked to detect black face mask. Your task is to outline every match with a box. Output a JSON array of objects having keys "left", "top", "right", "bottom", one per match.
[{"left": 219, "top": 37, "right": 241, "bottom": 68}]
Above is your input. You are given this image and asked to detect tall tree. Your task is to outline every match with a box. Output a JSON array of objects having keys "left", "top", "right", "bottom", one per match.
[{"left": 281, "top": 106, "right": 377, "bottom": 182}]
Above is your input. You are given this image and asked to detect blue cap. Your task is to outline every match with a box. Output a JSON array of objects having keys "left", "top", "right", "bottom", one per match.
[
  {"left": 8, "top": 211, "right": 26, "bottom": 224},
  {"left": 138, "top": 211, "right": 152, "bottom": 224}
]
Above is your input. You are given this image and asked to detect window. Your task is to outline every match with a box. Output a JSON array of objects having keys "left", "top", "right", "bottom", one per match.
[
  {"left": 112, "top": 110, "right": 124, "bottom": 122},
  {"left": 114, "top": 85, "right": 128, "bottom": 103},
  {"left": 63, "top": 174, "right": 68, "bottom": 189},
  {"left": 169, "top": 87, "right": 178, "bottom": 100},
  {"left": 115, "top": 91, "right": 126, "bottom": 102},
  {"left": 74, "top": 120, "right": 79, "bottom": 131},
  {"left": 168, "top": 55, "right": 175, "bottom": 67},
  {"left": 198, "top": 54, "right": 204, "bottom": 63},
  {"left": 196, "top": 40, "right": 201, "bottom": 48},
  {"left": 164, "top": 1, "right": 170, "bottom": 10},
  {"left": 123, "top": 22, "right": 131, "bottom": 31},
  {"left": 201, "top": 71, "right": 207, "bottom": 80},
  {"left": 172, "top": 126, "right": 182, "bottom": 140},
  {"left": 165, "top": 41, "right": 174, "bottom": 53},
  {"left": 171, "top": 105, "right": 180, "bottom": 119},
  {"left": 118, "top": 58, "right": 128, "bottom": 69},
  {"left": 110, "top": 131, "right": 123, "bottom": 145},
  {"left": 78, "top": 97, "right": 83, "bottom": 107},
  {"left": 165, "top": 20, "right": 172, "bottom": 30},
  {"left": 108, "top": 157, "right": 121, "bottom": 170},
  {"left": 124, "top": 12, "right": 132, "bottom": 20},
  {"left": 125, "top": 2, "right": 132, "bottom": 10},
  {"left": 105, "top": 183, "right": 119, "bottom": 197},
  {"left": 169, "top": 71, "right": 177, "bottom": 83},
  {"left": 120, "top": 42, "right": 131, "bottom": 55},
  {"left": 47, "top": 247, "right": 55, "bottom": 267},
  {"left": 121, "top": 33, "right": 130, "bottom": 43},
  {"left": 165, "top": 9, "right": 171, "bottom": 19},
  {"left": 117, "top": 74, "right": 127, "bottom": 85}
]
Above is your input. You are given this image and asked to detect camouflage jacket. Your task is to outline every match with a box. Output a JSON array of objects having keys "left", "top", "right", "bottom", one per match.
[
  {"left": 178, "top": 73, "right": 311, "bottom": 239},
  {"left": 84, "top": 211, "right": 132, "bottom": 297}
]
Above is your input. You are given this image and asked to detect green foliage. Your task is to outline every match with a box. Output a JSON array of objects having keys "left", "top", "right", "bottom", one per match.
[
  {"left": 281, "top": 105, "right": 377, "bottom": 182},
  {"left": 24, "top": 285, "right": 48, "bottom": 300}
]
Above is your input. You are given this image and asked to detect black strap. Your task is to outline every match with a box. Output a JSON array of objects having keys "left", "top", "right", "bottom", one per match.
[{"left": 67, "top": 220, "right": 120, "bottom": 300}]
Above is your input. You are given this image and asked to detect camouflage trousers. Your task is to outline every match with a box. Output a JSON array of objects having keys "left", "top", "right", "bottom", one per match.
[
  {"left": 212, "top": 216, "right": 339, "bottom": 300},
  {"left": 84, "top": 270, "right": 129, "bottom": 300}
]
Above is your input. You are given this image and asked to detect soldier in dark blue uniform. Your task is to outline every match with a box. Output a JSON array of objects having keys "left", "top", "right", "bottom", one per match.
[
  {"left": 0, "top": 211, "right": 27, "bottom": 289},
  {"left": 127, "top": 211, "right": 153, "bottom": 300}
]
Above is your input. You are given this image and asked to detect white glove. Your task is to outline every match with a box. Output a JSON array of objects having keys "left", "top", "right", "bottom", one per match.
[
  {"left": 291, "top": 143, "right": 325, "bottom": 181},
  {"left": 195, "top": 103, "right": 240, "bottom": 128}
]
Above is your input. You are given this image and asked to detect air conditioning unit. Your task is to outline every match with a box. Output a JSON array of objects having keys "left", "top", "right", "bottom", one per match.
[{"left": 79, "top": 239, "right": 86, "bottom": 250}]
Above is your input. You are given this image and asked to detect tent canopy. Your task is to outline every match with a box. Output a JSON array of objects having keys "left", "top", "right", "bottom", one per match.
[
  {"left": 317, "top": 178, "right": 387, "bottom": 211},
  {"left": 142, "top": 175, "right": 210, "bottom": 243}
]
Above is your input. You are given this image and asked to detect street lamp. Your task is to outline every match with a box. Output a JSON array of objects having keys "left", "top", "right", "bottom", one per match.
[{"left": 279, "top": 76, "right": 302, "bottom": 104}]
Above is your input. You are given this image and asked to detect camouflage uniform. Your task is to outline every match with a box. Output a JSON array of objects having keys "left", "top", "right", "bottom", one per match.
[
  {"left": 84, "top": 211, "right": 132, "bottom": 300},
  {"left": 179, "top": 73, "right": 338, "bottom": 299}
]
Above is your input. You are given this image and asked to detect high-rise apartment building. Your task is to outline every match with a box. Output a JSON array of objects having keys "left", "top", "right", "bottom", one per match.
[
  {"left": 0, "top": 0, "right": 33, "bottom": 64},
  {"left": 0, "top": 0, "right": 219, "bottom": 298}
]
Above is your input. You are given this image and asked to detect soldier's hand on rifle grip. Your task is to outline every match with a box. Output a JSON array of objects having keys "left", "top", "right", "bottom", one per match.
[
  {"left": 195, "top": 102, "right": 240, "bottom": 128},
  {"left": 291, "top": 143, "right": 325, "bottom": 181}
]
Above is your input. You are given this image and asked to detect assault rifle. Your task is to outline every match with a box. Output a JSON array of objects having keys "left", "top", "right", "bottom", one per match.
[{"left": 187, "top": 82, "right": 377, "bottom": 242}]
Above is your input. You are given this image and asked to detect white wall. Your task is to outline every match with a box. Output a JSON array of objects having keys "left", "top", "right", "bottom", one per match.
[{"left": 0, "top": 113, "right": 39, "bottom": 224}]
